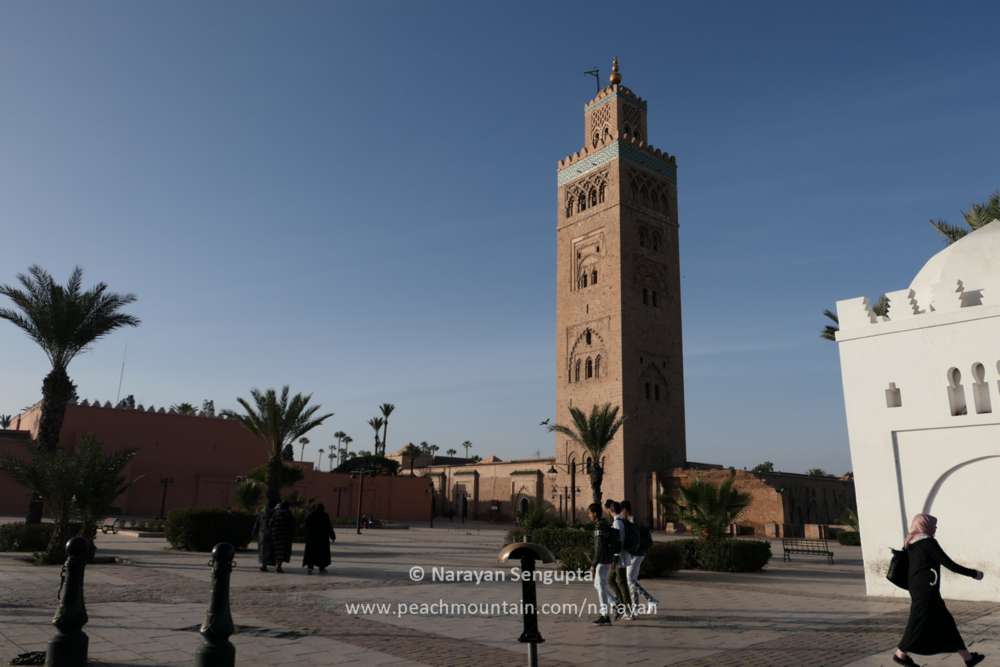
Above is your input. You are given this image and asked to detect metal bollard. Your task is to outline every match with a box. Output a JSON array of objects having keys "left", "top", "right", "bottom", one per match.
[
  {"left": 46, "top": 537, "right": 90, "bottom": 667},
  {"left": 498, "top": 542, "right": 554, "bottom": 667},
  {"left": 195, "top": 542, "right": 236, "bottom": 667}
]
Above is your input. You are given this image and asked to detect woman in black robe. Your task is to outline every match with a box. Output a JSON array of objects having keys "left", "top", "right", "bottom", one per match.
[
  {"left": 252, "top": 506, "right": 275, "bottom": 572},
  {"left": 268, "top": 501, "right": 295, "bottom": 573},
  {"left": 302, "top": 503, "right": 336, "bottom": 574},
  {"left": 893, "top": 513, "right": 985, "bottom": 667}
]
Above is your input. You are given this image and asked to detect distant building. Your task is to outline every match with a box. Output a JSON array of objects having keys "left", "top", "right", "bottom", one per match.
[{"left": 836, "top": 219, "right": 1000, "bottom": 602}]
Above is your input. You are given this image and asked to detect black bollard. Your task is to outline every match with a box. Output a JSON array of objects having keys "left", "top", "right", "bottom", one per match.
[
  {"left": 196, "top": 542, "right": 236, "bottom": 667},
  {"left": 46, "top": 537, "right": 90, "bottom": 667},
  {"left": 498, "top": 542, "right": 554, "bottom": 667}
]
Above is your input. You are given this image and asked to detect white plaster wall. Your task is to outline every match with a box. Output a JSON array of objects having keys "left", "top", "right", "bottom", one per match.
[{"left": 837, "top": 305, "right": 1000, "bottom": 602}]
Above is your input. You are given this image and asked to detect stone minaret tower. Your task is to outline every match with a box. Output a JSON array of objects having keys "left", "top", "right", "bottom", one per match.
[{"left": 555, "top": 59, "right": 686, "bottom": 522}]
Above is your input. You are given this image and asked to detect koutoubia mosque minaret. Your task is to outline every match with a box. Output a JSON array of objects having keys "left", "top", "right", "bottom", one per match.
[{"left": 554, "top": 58, "right": 686, "bottom": 520}]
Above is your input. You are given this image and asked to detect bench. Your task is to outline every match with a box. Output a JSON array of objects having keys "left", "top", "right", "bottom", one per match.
[
  {"left": 100, "top": 517, "right": 120, "bottom": 535},
  {"left": 781, "top": 537, "right": 833, "bottom": 563}
]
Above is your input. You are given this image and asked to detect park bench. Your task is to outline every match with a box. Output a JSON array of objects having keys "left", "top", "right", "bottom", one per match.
[
  {"left": 99, "top": 517, "right": 120, "bottom": 534},
  {"left": 781, "top": 537, "right": 833, "bottom": 563}
]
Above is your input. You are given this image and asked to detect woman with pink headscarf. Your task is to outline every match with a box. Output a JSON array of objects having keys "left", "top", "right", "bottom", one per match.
[{"left": 893, "top": 513, "right": 985, "bottom": 667}]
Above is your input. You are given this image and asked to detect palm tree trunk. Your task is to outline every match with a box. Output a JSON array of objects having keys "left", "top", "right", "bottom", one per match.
[
  {"left": 589, "top": 466, "right": 604, "bottom": 508},
  {"left": 266, "top": 455, "right": 283, "bottom": 509},
  {"left": 381, "top": 421, "right": 389, "bottom": 458},
  {"left": 38, "top": 366, "right": 76, "bottom": 451}
]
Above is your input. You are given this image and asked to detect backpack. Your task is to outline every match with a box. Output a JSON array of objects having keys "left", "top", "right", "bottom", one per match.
[
  {"left": 636, "top": 525, "right": 653, "bottom": 556},
  {"left": 602, "top": 522, "right": 622, "bottom": 556},
  {"left": 623, "top": 520, "right": 640, "bottom": 554}
]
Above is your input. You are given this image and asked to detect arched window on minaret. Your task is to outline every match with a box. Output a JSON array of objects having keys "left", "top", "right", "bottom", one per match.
[
  {"left": 585, "top": 329, "right": 592, "bottom": 345},
  {"left": 585, "top": 357, "right": 593, "bottom": 379},
  {"left": 574, "top": 360, "right": 581, "bottom": 383},
  {"left": 578, "top": 196, "right": 587, "bottom": 213},
  {"left": 565, "top": 196, "right": 574, "bottom": 218},
  {"left": 580, "top": 273, "right": 588, "bottom": 288},
  {"left": 594, "top": 355, "right": 601, "bottom": 378},
  {"left": 589, "top": 188, "right": 598, "bottom": 207},
  {"left": 598, "top": 182, "right": 606, "bottom": 203},
  {"left": 591, "top": 269, "right": 597, "bottom": 285}
]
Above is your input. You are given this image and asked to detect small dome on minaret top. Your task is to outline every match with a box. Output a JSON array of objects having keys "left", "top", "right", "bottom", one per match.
[{"left": 609, "top": 57, "right": 621, "bottom": 85}]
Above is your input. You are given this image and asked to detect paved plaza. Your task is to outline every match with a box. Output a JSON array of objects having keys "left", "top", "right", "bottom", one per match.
[{"left": 1, "top": 525, "right": 997, "bottom": 666}]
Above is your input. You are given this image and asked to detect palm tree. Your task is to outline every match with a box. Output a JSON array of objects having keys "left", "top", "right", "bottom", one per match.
[
  {"left": 930, "top": 191, "right": 1000, "bottom": 244},
  {"left": 808, "top": 468, "right": 830, "bottom": 477},
  {"left": 332, "top": 430, "right": 345, "bottom": 462},
  {"left": 340, "top": 435, "right": 353, "bottom": 466},
  {"left": 379, "top": 403, "right": 395, "bottom": 457},
  {"left": 548, "top": 403, "right": 624, "bottom": 507},
  {"left": 368, "top": 416, "right": 384, "bottom": 455},
  {"left": 171, "top": 402, "right": 199, "bottom": 416},
  {"left": 327, "top": 448, "right": 335, "bottom": 471},
  {"left": 0, "top": 415, "right": 11, "bottom": 430},
  {"left": 298, "top": 437, "right": 310, "bottom": 462},
  {"left": 0, "top": 266, "right": 139, "bottom": 452},
  {"left": 462, "top": 440, "right": 472, "bottom": 458},
  {"left": 402, "top": 442, "right": 420, "bottom": 476},
  {"left": 317, "top": 448, "right": 325, "bottom": 470},
  {"left": 820, "top": 294, "right": 888, "bottom": 341},
  {"left": 230, "top": 386, "right": 333, "bottom": 508},
  {"left": 670, "top": 476, "right": 751, "bottom": 542},
  {"left": 446, "top": 448, "right": 457, "bottom": 456},
  {"left": 419, "top": 441, "right": 431, "bottom": 454}
]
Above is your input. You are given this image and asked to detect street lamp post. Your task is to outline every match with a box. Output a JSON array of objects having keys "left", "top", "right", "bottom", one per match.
[
  {"left": 546, "top": 462, "right": 585, "bottom": 525},
  {"left": 158, "top": 477, "right": 175, "bottom": 520}
]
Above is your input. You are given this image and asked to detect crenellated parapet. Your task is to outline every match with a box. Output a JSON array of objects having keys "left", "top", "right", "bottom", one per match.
[
  {"left": 70, "top": 399, "right": 229, "bottom": 418},
  {"left": 835, "top": 219, "right": 1000, "bottom": 337}
]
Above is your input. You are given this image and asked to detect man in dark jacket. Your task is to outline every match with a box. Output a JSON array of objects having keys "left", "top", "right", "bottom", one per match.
[{"left": 588, "top": 503, "right": 615, "bottom": 625}]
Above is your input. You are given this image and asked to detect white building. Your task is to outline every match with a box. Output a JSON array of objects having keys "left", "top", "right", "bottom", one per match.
[{"left": 836, "top": 219, "right": 1000, "bottom": 602}]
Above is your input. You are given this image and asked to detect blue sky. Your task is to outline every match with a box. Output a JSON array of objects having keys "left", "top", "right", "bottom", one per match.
[{"left": 1, "top": 3, "right": 998, "bottom": 474}]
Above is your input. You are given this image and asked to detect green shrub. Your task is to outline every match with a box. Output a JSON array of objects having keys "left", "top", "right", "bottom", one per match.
[
  {"left": 837, "top": 531, "right": 861, "bottom": 546},
  {"left": 558, "top": 544, "right": 591, "bottom": 572},
  {"left": 503, "top": 526, "right": 591, "bottom": 562},
  {"left": 639, "top": 542, "right": 685, "bottom": 578},
  {"left": 0, "top": 522, "right": 55, "bottom": 552},
  {"left": 166, "top": 509, "right": 255, "bottom": 552},
  {"left": 675, "top": 538, "right": 771, "bottom": 572}
]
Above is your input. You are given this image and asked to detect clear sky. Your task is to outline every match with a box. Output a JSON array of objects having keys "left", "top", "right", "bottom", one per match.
[{"left": 2, "top": 3, "right": 998, "bottom": 474}]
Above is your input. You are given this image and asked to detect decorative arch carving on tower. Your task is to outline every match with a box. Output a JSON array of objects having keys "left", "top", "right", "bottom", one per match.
[
  {"left": 564, "top": 170, "right": 610, "bottom": 220},
  {"left": 632, "top": 256, "right": 670, "bottom": 292},
  {"left": 625, "top": 166, "right": 673, "bottom": 222},
  {"left": 567, "top": 326, "right": 609, "bottom": 384},
  {"left": 571, "top": 229, "right": 606, "bottom": 293}
]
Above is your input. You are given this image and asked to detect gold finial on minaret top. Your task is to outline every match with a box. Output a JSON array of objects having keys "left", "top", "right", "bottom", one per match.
[{"left": 609, "top": 57, "right": 621, "bottom": 85}]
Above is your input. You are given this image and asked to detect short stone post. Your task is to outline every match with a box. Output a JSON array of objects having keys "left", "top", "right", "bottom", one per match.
[
  {"left": 196, "top": 542, "right": 236, "bottom": 667},
  {"left": 46, "top": 537, "right": 90, "bottom": 667},
  {"left": 498, "top": 542, "right": 554, "bottom": 667}
]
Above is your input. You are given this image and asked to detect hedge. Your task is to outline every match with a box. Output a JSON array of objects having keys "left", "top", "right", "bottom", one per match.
[
  {"left": 504, "top": 526, "right": 592, "bottom": 570},
  {"left": 673, "top": 538, "right": 772, "bottom": 572},
  {"left": 837, "top": 531, "right": 861, "bottom": 546},
  {"left": 639, "top": 542, "right": 685, "bottom": 577},
  {"left": 0, "top": 522, "right": 55, "bottom": 552},
  {"left": 166, "top": 509, "right": 255, "bottom": 552}
]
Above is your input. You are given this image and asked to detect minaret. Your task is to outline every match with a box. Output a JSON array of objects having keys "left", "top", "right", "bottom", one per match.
[{"left": 554, "top": 59, "right": 686, "bottom": 522}]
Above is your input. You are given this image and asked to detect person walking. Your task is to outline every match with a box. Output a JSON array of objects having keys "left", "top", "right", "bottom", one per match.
[
  {"left": 588, "top": 502, "right": 616, "bottom": 626},
  {"left": 268, "top": 501, "right": 295, "bottom": 573},
  {"left": 892, "top": 513, "right": 985, "bottom": 667},
  {"left": 605, "top": 500, "right": 634, "bottom": 620},
  {"left": 252, "top": 505, "right": 275, "bottom": 572},
  {"left": 303, "top": 503, "right": 336, "bottom": 574},
  {"left": 621, "top": 500, "right": 659, "bottom": 618}
]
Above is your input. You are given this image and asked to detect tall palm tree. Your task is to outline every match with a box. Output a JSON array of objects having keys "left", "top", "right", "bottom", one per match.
[
  {"left": 402, "top": 442, "right": 420, "bottom": 476},
  {"left": 0, "top": 415, "right": 11, "bottom": 430},
  {"left": 378, "top": 403, "right": 395, "bottom": 457},
  {"left": 820, "top": 295, "right": 888, "bottom": 341},
  {"left": 340, "top": 435, "right": 353, "bottom": 466},
  {"left": 327, "top": 448, "right": 336, "bottom": 471},
  {"left": 171, "top": 402, "right": 199, "bottom": 416},
  {"left": 332, "top": 430, "right": 346, "bottom": 462},
  {"left": 462, "top": 440, "right": 472, "bottom": 458},
  {"left": 419, "top": 441, "right": 430, "bottom": 454},
  {"left": 230, "top": 386, "right": 333, "bottom": 508},
  {"left": 446, "top": 448, "right": 457, "bottom": 456},
  {"left": 298, "top": 436, "right": 311, "bottom": 462},
  {"left": 368, "top": 416, "right": 384, "bottom": 455},
  {"left": 548, "top": 403, "right": 625, "bottom": 507},
  {"left": 0, "top": 266, "right": 139, "bottom": 452},
  {"left": 930, "top": 190, "right": 1000, "bottom": 244},
  {"left": 317, "top": 448, "right": 325, "bottom": 470}
]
